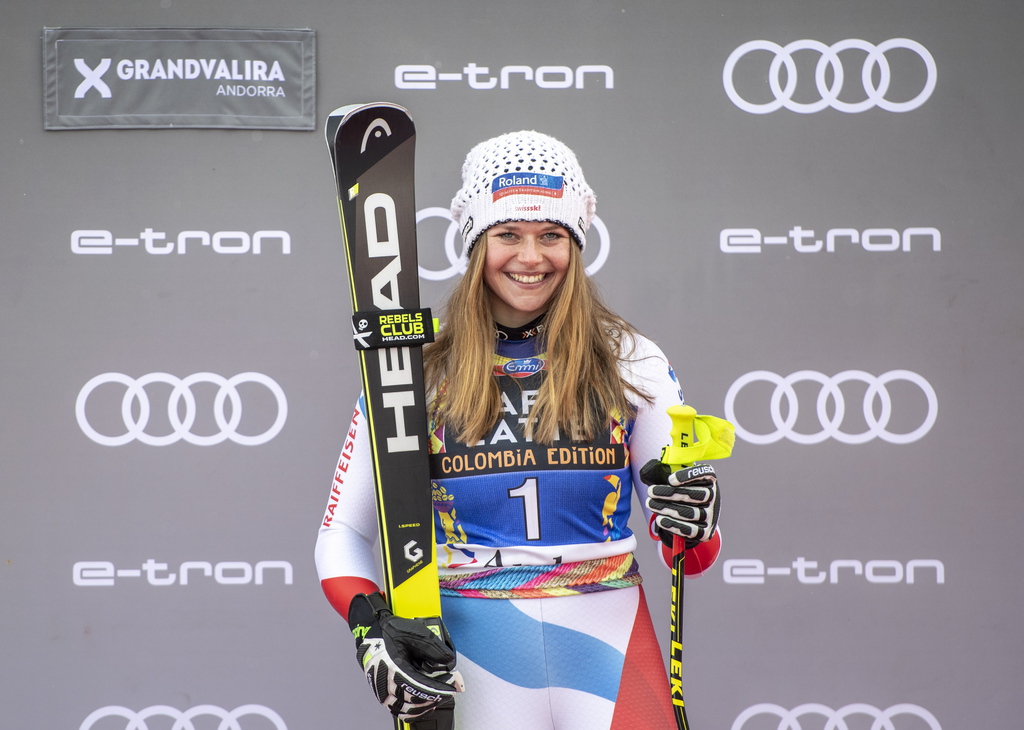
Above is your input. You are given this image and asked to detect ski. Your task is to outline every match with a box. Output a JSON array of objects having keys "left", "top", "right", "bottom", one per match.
[{"left": 325, "top": 103, "right": 453, "bottom": 730}]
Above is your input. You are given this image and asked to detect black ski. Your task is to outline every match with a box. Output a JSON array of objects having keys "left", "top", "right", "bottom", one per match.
[{"left": 325, "top": 103, "right": 453, "bottom": 730}]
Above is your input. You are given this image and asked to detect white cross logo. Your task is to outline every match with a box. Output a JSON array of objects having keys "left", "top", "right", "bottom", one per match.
[
  {"left": 74, "top": 58, "right": 112, "bottom": 98},
  {"left": 352, "top": 320, "right": 371, "bottom": 349}
]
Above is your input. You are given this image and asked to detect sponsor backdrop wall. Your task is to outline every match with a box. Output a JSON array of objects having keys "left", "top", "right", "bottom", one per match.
[{"left": 2, "top": 1, "right": 1021, "bottom": 728}]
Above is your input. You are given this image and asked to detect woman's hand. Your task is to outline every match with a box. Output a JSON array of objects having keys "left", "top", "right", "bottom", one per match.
[{"left": 640, "top": 461, "right": 721, "bottom": 549}]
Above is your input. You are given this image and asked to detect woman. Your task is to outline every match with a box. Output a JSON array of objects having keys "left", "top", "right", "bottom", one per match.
[{"left": 315, "top": 130, "right": 722, "bottom": 729}]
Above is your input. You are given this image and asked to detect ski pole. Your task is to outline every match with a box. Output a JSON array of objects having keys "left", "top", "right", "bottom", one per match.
[
  {"left": 659, "top": 404, "right": 735, "bottom": 730},
  {"left": 661, "top": 404, "right": 697, "bottom": 730}
]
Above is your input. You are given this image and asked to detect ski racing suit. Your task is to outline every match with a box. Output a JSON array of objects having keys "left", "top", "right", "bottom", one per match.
[{"left": 315, "top": 326, "right": 720, "bottom": 730}]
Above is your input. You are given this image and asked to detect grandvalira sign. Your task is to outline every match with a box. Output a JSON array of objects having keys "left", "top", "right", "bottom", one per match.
[{"left": 43, "top": 27, "right": 315, "bottom": 130}]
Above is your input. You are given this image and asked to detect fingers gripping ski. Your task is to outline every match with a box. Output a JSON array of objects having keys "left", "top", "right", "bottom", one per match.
[{"left": 350, "top": 593, "right": 464, "bottom": 722}]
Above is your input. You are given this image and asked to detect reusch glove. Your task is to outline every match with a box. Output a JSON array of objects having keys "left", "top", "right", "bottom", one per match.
[
  {"left": 348, "top": 592, "right": 464, "bottom": 722},
  {"left": 640, "top": 460, "right": 721, "bottom": 550}
]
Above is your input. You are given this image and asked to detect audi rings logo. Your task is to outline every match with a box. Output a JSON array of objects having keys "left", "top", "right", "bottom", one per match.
[
  {"left": 76, "top": 372, "right": 288, "bottom": 446},
  {"left": 732, "top": 703, "right": 941, "bottom": 730},
  {"left": 724, "top": 370, "right": 937, "bottom": 445},
  {"left": 80, "top": 704, "right": 287, "bottom": 730},
  {"left": 416, "top": 207, "right": 610, "bottom": 280},
  {"left": 724, "top": 39, "right": 937, "bottom": 113}
]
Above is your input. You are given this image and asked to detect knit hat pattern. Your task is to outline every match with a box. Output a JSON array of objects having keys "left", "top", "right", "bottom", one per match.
[{"left": 450, "top": 130, "right": 596, "bottom": 252}]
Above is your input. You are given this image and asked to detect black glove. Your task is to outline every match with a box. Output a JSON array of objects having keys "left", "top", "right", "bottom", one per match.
[
  {"left": 640, "top": 460, "right": 720, "bottom": 550},
  {"left": 348, "top": 592, "right": 464, "bottom": 722}
]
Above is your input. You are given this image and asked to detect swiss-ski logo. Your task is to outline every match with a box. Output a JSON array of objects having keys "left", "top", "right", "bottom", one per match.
[{"left": 492, "top": 173, "right": 564, "bottom": 201}]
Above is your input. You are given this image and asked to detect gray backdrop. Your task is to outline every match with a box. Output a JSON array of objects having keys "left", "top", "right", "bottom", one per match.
[{"left": 2, "top": 1, "right": 1022, "bottom": 728}]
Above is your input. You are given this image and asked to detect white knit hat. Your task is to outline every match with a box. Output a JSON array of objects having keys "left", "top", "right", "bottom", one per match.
[{"left": 450, "top": 130, "right": 596, "bottom": 252}]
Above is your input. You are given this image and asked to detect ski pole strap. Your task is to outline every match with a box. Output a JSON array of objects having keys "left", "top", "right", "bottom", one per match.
[
  {"left": 352, "top": 307, "right": 435, "bottom": 350},
  {"left": 660, "top": 409, "right": 735, "bottom": 467}
]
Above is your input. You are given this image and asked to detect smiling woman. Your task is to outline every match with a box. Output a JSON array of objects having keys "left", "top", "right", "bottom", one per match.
[
  {"left": 483, "top": 221, "right": 572, "bottom": 327},
  {"left": 316, "top": 130, "right": 724, "bottom": 730}
]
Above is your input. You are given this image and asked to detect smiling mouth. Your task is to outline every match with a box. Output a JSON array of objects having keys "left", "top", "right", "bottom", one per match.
[{"left": 507, "top": 272, "right": 547, "bottom": 284}]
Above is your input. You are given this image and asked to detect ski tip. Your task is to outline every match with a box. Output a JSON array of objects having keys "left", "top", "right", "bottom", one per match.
[
  {"left": 324, "top": 104, "right": 365, "bottom": 145},
  {"left": 324, "top": 102, "right": 415, "bottom": 152},
  {"left": 324, "top": 102, "right": 412, "bottom": 145},
  {"left": 327, "top": 103, "right": 366, "bottom": 120},
  {"left": 326, "top": 102, "right": 410, "bottom": 120}
]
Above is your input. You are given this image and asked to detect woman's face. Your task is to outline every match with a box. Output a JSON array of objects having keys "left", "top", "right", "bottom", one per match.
[{"left": 482, "top": 220, "right": 572, "bottom": 328}]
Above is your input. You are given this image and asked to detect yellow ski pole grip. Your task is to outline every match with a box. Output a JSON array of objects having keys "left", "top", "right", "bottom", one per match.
[{"left": 662, "top": 404, "right": 698, "bottom": 469}]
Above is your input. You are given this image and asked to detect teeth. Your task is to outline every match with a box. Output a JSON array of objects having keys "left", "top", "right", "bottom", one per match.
[{"left": 508, "top": 272, "right": 545, "bottom": 284}]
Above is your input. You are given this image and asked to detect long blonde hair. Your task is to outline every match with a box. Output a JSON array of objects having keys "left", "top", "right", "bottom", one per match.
[{"left": 423, "top": 237, "right": 651, "bottom": 445}]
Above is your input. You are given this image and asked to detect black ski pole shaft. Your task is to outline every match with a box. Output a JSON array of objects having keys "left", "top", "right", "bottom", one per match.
[{"left": 661, "top": 404, "right": 698, "bottom": 730}]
